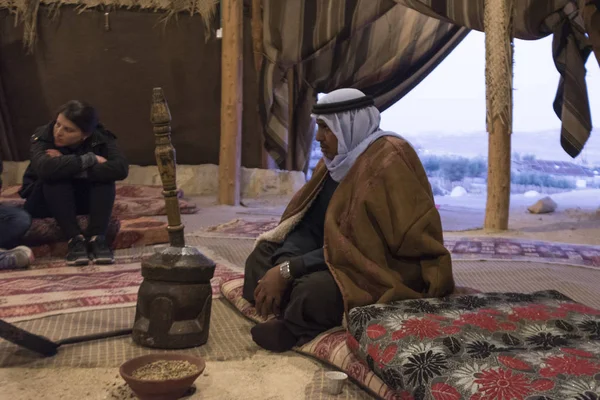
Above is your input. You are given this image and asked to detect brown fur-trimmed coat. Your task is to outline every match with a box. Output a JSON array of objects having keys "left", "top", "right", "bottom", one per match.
[{"left": 256, "top": 136, "right": 454, "bottom": 311}]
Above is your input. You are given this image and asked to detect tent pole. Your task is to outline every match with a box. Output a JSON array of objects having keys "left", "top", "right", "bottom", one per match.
[
  {"left": 218, "top": 0, "right": 243, "bottom": 205},
  {"left": 484, "top": 0, "right": 514, "bottom": 230}
]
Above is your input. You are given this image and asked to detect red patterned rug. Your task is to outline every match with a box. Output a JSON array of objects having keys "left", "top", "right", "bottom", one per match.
[
  {"left": 0, "top": 184, "right": 197, "bottom": 218},
  {"left": 202, "top": 218, "right": 280, "bottom": 238},
  {"left": 0, "top": 184, "right": 197, "bottom": 258},
  {"left": 201, "top": 219, "right": 600, "bottom": 268},
  {"left": 0, "top": 260, "right": 242, "bottom": 323}
]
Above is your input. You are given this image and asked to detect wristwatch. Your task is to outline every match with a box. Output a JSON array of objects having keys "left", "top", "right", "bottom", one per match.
[{"left": 279, "top": 261, "right": 293, "bottom": 281}]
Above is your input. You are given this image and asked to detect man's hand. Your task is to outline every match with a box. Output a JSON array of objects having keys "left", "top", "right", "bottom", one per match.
[
  {"left": 96, "top": 155, "right": 107, "bottom": 164},
  {"left": 254, "top": 265, "right": 291, "bottom": 318},
  {"left": 46, "top": 149, "right": 62, "bottom": 158}
]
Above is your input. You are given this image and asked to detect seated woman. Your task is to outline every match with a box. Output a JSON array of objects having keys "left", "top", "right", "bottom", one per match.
[
  {"left": 0, "top": 156, "right": 33, "bottom": 269},
  {"left": 243, "top": 89, "right": 454, "bottom": 352},
  {"left": 19, "top": 100, "right": 129, "bottom": 266}
]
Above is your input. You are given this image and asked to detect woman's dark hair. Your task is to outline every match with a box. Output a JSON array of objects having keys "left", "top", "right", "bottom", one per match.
[{"left": 56, "top": 100, "right": 99, "bottom": 134}]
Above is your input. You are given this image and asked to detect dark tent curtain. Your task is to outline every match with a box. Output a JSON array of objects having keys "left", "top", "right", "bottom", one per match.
[
  {"left": 584, "top": 0, "right": 600, "bottom": 66},
  {"left": 0, "top": 65, "right": 17, "bottom": 161},
  {"left": 260, "top": 0, "right": 598, "bottom": 171}
]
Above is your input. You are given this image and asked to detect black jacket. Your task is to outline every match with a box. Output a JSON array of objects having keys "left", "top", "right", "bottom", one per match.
[{"left": 19, "top": 122, "right": 129, "bottom": 198}]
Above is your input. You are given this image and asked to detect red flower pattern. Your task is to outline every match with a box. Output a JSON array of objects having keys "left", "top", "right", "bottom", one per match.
[
  {"left": 509, "top": 304, "right": 553, "bottom": 321},
  {"left": 540, "top": 355, "right": 600, "bottom": 377},
  {"left": 560, "top": 348, "right": 595, "bottom": 358},
  {"left": 455, "top": 312, "right": 500, "bottom": 331},
  {"left": 498, "top": 322, "right": 517, "bottom": 331},
  {"left": 431, "top": 383, "right": 461, "bottom": 400},
  {"left": 474, "top": 368, "right": 532, "bottom": 400},
  {"left": 367, "top": 343, "right": 398, "bottom": 368},
  {"left": 442, "top": 326, "right": 462, "bottom": 335},
  {"left": 347, "top": 333, "right": 360, "bottom": 353},
  {"left": 391, "top": 329, "right": 408, "bottom": 340},
  {"left": 367, "top": 324, "right": 387, "bottom": 339},
  {"left": 401, "top": 318, "right": 443, "bottom": 339},
  {"left": 530, "top": 379, "right": 555, "bottom": 391},
  {"left": 478, "top": 308, "right": 503, "bottom": 316}
]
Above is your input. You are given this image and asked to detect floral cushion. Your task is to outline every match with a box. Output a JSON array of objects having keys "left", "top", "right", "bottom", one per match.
[{"left": 347, "top": 290, "right": 600, "bottom": 400}]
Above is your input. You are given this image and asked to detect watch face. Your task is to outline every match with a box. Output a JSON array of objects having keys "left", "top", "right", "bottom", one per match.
[{"left": 280, "top": 263, "right": 291, "bottom": 279}]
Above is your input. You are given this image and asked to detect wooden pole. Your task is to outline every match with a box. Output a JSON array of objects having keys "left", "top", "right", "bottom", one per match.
[
  {"left": 484, "top": 0, "right": 514, "bottom": 231},
  {"left": 219, "top": 0, "right": 243, "bottom": 205}
]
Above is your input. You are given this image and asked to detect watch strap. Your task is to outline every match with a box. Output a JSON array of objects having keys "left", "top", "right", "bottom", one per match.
[{"left": 279, "top": 261, "right": 292, "bottom": 281}]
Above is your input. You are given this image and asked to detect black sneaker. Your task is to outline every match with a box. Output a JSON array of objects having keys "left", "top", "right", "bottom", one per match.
[
  {"left": 66, "top": 235, "right": 89, "bottom": 266},
  {"left": 89, "top": 235, "right": 114, "bottom": 265}
]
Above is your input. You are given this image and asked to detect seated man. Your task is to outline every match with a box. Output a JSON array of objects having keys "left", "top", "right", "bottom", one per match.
[
  {"left": 19, "top": 100, "right": 129, "bottom": 266},
  {"left": 0, "top": 155, "right": 33, "bottom": 269},
  {"left": 243, "top": 88, "right": 454, "bottom": 352}
]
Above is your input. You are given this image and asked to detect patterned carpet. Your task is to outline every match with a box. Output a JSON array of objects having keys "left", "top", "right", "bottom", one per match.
[
  {"left": 199, "top": 218, "right": 600, "bottom": 268},
  {"left": 0, "top": 184, "right": 197, "bottom": 218},
  {"left": 0, "top": 252, "right": 243, "bottom": 322},
  {"left": 0, "top": 184, "right": 198, "bottom": 258}
]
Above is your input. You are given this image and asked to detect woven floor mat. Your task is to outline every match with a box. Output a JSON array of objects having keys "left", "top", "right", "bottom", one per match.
[
  {"left": 453, "top": 260, "right": 600, "bottom": 309},
  {"left": 0, "top": 299, "right": 256, "bottom": 368},
  {"left": 305, "top": 370, "right": 375, "bottom": 399},
  {"left": 181, "top": 237, "right": 600, "bottom": 311}
]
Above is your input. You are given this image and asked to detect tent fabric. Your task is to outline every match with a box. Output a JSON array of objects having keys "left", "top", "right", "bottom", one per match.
[
  {"left": 259, "top": 1, "right": 468, "bottom": 171},
  {"left": 0, "top": 69, "right": 17, "bottom": 162},
  {"left": 260, "top": 0, "right": 597, "bottom": 171},
  {"left": 393, "top": 0, "right": 594, "bottom": 161},
  {"left": 583, "top": 0, "right": 600, "bottom": 67}
]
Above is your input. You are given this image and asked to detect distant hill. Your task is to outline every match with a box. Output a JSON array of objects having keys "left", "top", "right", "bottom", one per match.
[{"left": 401, "top": 129, "right": 600, "bottom": 166}]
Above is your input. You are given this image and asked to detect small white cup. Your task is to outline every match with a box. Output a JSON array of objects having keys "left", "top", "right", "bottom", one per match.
[{"left": 324, "top": 371, "right": 348, "bottom": 395}]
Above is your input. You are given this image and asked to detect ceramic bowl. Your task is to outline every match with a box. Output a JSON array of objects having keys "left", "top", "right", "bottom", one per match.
[{"left": 119, "top": 353, "right": 205, "bottom": 400}]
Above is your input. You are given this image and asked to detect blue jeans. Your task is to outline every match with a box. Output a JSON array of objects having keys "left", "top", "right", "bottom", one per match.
[{"left": 0, "top": 205, "right": 32, "bottom": 249}]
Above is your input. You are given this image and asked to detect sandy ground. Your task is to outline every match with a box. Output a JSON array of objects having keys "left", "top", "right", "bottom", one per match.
[
  {"left": 438, "top": 189, "right": 600, "bottom": 245},
  {"left": 0, "top": 353, "right": 326, "bottom": 400}
]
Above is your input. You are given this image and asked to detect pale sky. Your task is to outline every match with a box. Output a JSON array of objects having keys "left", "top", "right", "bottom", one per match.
[{"left": 380, "top": 31, "right": 599, "bottom": 134}]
